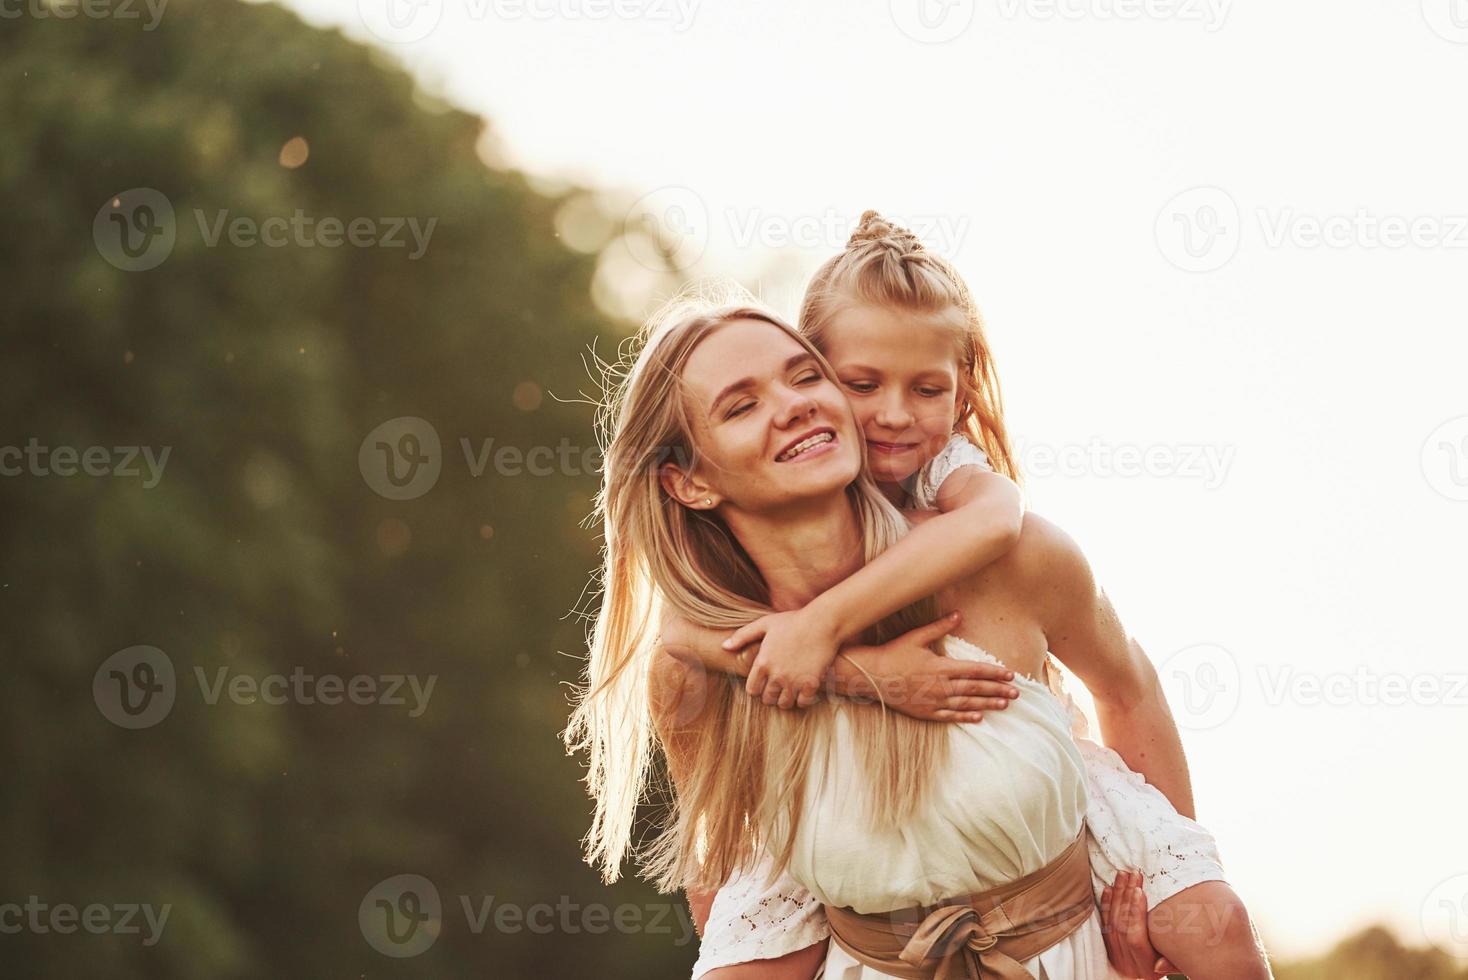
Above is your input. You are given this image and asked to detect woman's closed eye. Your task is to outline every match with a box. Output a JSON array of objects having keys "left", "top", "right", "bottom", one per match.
[{"left": 726, "top": 400, "right": 755, "bottom": 419}]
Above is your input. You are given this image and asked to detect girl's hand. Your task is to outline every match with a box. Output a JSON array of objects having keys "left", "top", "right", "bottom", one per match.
[
  {"left": 1100, "top": 870, "right": 1178, "bottom": 978},
  {"left": 846, "top": 613, "right": 1020, "bottom": 722},
  {"left": 728, "top": 607, "right": 843, "bottom": 709}
]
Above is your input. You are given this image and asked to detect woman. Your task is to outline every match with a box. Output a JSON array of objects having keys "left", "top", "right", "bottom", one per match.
[{"left": 564, "top": 292, "right": 1258, "bottom": 978}]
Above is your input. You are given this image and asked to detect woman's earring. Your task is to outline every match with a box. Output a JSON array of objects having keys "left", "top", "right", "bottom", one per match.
[{"left": 704, "top": 498, "right": 713, "bottom": 507}]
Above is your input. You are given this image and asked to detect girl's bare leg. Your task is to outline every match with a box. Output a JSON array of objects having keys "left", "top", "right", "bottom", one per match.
[
  {"left": 700, "top": 940, "right": 829, "bottom": 980},
  {"left": 1148, "top": 881, "right": 1272, "bottom": 980}
]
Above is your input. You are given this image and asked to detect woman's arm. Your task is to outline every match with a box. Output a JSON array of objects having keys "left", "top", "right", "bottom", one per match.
[
  {"left": 1019, "top": 515, "right": 1196, "bottom": 819},
  {"left": 660, "top": 608, "right": 1019, "bottom": 723},
  {"left": 649, "top": 654, "right": 830, "bottom": 980},
  {"left": 735, "top": 466, "right": 1024, "bottom": 708}
]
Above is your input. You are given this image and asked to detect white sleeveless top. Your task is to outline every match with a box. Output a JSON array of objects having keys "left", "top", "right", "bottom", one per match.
[
  {"left": 775, "top": 634, "right": 1090, "bottom": 913},
  {"left": 907, "top": 433, "right": 993, "bottom": 510}
]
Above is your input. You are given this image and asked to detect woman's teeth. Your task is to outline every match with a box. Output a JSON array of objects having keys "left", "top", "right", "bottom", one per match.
[{"left": 777, "top": 432, "right": 833, "bottom": 461}]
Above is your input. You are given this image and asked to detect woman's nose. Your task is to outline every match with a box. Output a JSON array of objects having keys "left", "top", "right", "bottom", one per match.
[{"left": 776, "top": 387, "right": 818, "bottom": 427}]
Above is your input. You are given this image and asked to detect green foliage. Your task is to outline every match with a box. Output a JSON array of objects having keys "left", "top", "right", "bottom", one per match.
[{"left": 0, "top": 2, "right": 688, "bottom": 976}]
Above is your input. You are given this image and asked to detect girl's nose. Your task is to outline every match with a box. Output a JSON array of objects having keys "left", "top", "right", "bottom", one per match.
[{"left": 874, "top": 397, "right": 914, "bottom": 431}]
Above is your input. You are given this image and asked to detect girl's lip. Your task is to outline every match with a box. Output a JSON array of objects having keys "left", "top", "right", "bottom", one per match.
[{"left": 867, "top": 440, "right": 918, "bottom": 454}]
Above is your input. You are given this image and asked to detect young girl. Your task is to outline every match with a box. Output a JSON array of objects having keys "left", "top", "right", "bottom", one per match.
[{"left": 670, "top": 212, "right": 1271, "bottom": 979}]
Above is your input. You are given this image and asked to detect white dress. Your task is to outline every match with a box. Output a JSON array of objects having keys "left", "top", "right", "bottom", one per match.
[
  {"left": 698, "top": 634, "right": 1120, "bottom": 979},
  {"left": 690, "top": 435, "right": 1226, "bottom": 979}
]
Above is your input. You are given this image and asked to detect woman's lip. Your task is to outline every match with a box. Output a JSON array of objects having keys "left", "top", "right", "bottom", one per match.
[{"left": 776, "top": 435, "right": 840, "bottom": 463}]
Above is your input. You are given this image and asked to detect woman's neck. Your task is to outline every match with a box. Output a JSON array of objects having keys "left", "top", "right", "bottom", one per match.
[{"left": 722, "top": 494, "right": 865, "bottom": 611}]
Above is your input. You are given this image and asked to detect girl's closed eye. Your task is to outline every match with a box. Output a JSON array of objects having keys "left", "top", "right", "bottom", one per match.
[
  {"left": 843, "top": 379, "right": 878, "bottom": 394},
  {"left": 917, "top": 385, "right": 948, "bottom": 398}
]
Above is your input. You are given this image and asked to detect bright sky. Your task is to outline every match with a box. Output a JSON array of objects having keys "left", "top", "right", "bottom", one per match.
[{"left": 279, "top": 0, "right": 1468, "bottom": 960}]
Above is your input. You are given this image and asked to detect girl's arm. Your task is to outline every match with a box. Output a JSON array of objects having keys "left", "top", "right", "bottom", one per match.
[
  {"left": 660, "top": 608, "right": 1019, "bottom": 723},
  {"left": 738, "top": 465, "right": 1024, "bottom": 708}
]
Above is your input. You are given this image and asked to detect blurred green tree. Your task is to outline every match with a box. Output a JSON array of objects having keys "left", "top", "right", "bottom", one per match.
[{"left": 0, "top": 1, "right": 689, "bottom": 976}]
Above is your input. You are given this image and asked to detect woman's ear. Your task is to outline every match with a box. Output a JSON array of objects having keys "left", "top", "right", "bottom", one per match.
[{"left": 659, "top": 463, "right": 719, "bottom": 510}]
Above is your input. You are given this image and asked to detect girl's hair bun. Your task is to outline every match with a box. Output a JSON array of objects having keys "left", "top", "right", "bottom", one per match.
[{"left": 847, "top": 209, "right": 924, "bottom": 252}]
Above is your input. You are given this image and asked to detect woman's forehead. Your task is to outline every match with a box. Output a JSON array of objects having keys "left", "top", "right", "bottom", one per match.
[{"left": 682, "top": 318, "right": 808, "bottom": 396}]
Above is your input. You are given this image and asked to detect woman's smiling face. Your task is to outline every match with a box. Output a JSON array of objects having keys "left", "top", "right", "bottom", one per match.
[
  {"left": 819, "top": 303, "right": 965, "bottom": 485},
  {"left": 673, "top": 318, "right": 863, "bottom": 515}
]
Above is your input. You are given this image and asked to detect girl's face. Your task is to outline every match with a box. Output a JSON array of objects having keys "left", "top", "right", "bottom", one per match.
[
  {"left": 820, "top": 303, "right": 966, "bottom": 486},
  {"left": 673, "top": 318, "right": 863, "bottom": 514}
]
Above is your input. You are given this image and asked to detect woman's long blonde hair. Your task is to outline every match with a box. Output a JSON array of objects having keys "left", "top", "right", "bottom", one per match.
[
  {"left": 799, "top": 209, "right": 1022, "bottom": 486},
  {"left": 564, "top": 282, "right": 949, "bottom": 892}
]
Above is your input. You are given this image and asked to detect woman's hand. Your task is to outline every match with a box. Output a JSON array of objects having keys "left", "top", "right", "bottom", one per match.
[
  {"left": 727, "top": 607, "right": 844, "bottom": 709},
  {"left": 1100, "top": 870, "right": 1178, "bottom": 978},
  {"left": 841, "top": 614, "right": 1021, "bottom": 723}
]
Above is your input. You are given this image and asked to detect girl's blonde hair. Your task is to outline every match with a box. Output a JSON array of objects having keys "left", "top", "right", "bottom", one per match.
[
  {"left": 564, "top": 281, "right": 949, "bottom": 892},
  {"left": 799, "top": 209, "right": 1022, "bottom": 486}
]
